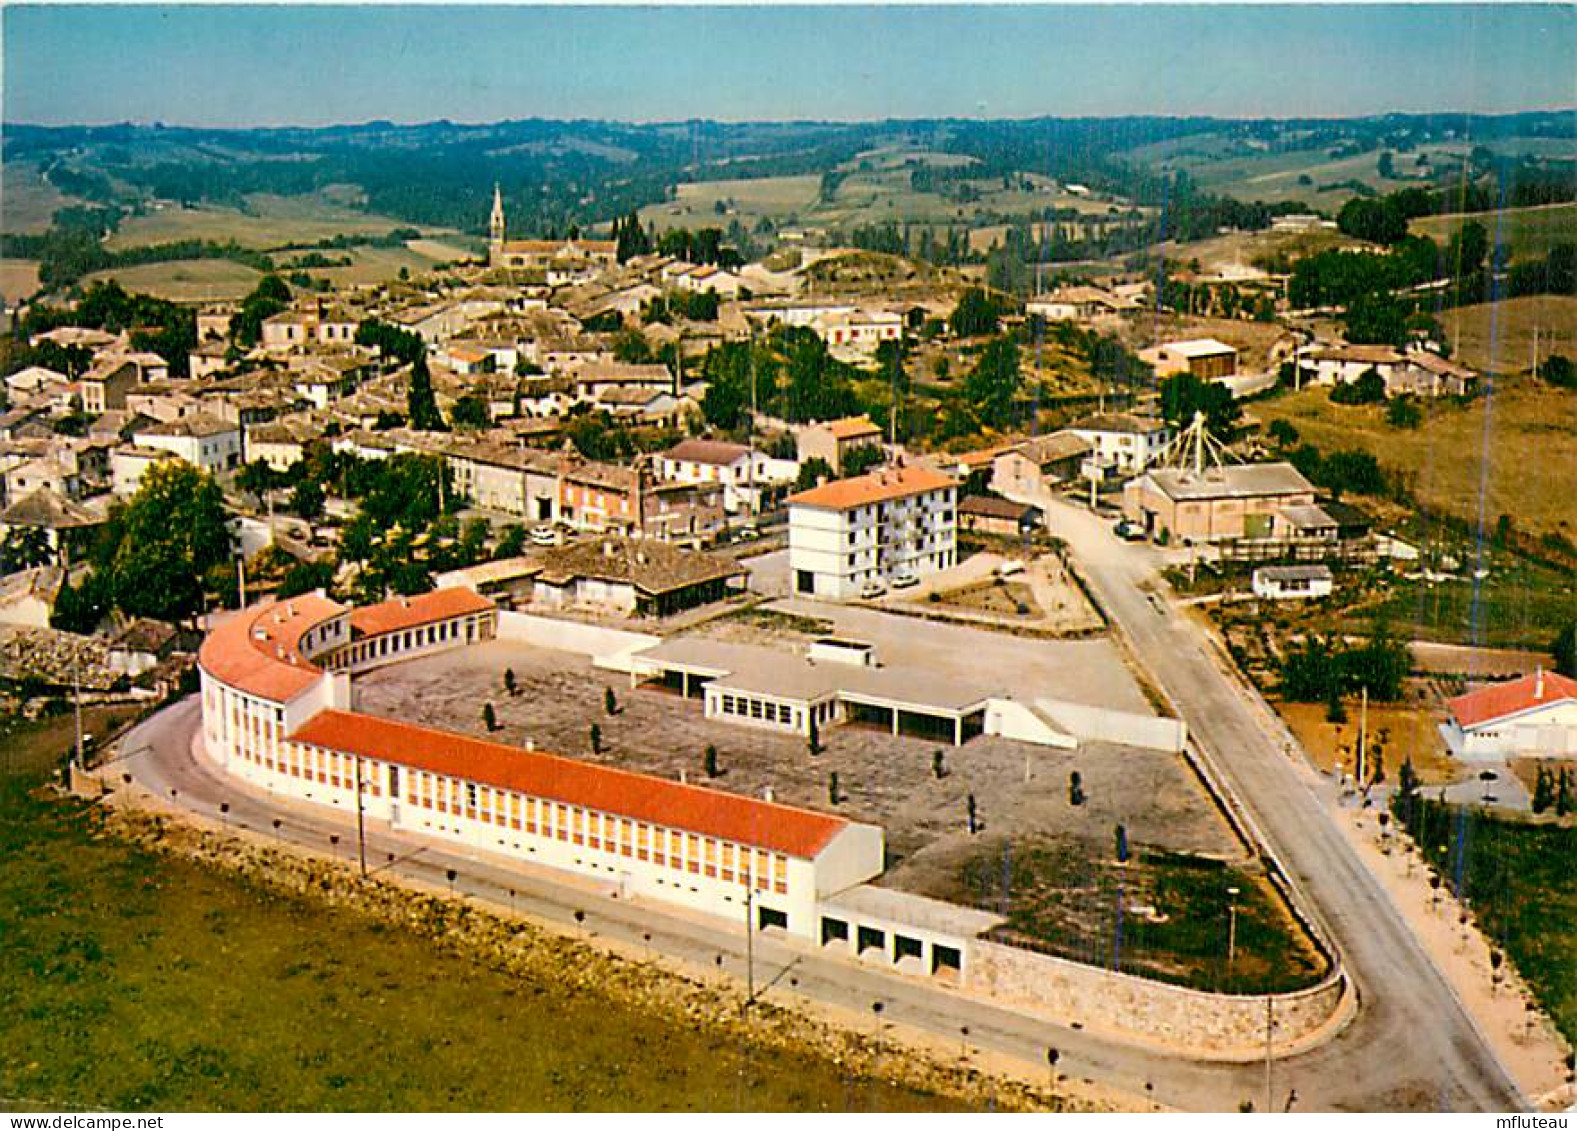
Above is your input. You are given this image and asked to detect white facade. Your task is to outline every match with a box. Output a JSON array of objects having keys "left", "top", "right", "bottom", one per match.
[
  {"left": 134, "top": 419, "right": 243, "bottom": 477},
  {"left": 1251, "top": 566, "right": 1334, "bottom": 600},
  {"left": 1069, "top": 418, "right": 1172, "bottom": 475},
  {"left": 788, "top": 471, "right": 957, "bottom": 601},
  {"left": 1444, "top": 672, "right": 1577, "bottom": 762}
]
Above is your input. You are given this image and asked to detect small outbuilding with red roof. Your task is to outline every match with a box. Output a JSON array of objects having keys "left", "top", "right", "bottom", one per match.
[{"left": 1443, "top": 669, "right": 1577, "bottom": 761}]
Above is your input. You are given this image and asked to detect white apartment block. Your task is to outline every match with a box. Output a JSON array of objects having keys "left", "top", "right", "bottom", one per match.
[{"left": 788, "top": 465, "right": 957, "bottom": 600}]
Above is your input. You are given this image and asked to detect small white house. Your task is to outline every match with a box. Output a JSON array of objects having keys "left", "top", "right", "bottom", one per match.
[
  {"left": 1251, "top": 564, "right": 1334, "bottom": 600},
  {"left": 133, "top": 414, "right": 243, "bottom": 477},
  {"left": 1443, "top": 670, "right": 1577, "bottom": 761}
]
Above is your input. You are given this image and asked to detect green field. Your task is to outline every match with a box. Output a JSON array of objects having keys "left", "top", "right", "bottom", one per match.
[
  {"left": 105, "top": 193, "right": 464, "bottom": 253},
  {"left": 1394, "top": 795, "right": 1577, "bottom": 1046},
  {"left": 80, "top": 259, "right": 265, "bottom": 303},
  {"left": 311, "top": 245, "right": 466, "bottom": 287},
  {"left": 1253, "top": 382, "right": 1577, "bottom": 544},
  {"left": 0, "top": 718, "right": 963, "bottom": 1113},
  {"left": 1411, "top": 203, "right": 1577, "bottom": 265}
]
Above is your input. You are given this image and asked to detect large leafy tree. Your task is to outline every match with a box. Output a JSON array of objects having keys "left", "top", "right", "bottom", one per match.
[
  {"left": 102, "top": 461, "right": 233, "bottom": 622},
  {"left": 948, "top": 287, "right": 1002, "bottom": 338}
]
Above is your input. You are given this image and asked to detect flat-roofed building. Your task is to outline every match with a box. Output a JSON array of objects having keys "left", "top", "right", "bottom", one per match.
[{"left": 788, "top": 465, "right": 957, "bottom": 600}]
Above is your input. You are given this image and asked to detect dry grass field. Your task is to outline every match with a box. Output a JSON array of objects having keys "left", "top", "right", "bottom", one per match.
[
  {"left": 105, "top": 193, "right": 464, "bottom": 252},
  {"left": 0, "top": 259, "right": 42, "bottom": 305},
  {"left": 0, "top": 162, "right": 76, "bottom": 234},
  {"left": 81, "top": 259, "right": 264, "bottom": 302},
  {"left": 1253, "top": 382, "right": 1577, "bottom": 543},
  {"left": 1278, "top": 692, "right": 1457, "bottom": 787},
  {"left": 1439, "top": 295, "right": 1577, "bottom": 374}
]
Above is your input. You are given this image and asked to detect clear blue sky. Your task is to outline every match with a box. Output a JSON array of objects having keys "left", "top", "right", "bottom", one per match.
[{"left": 4, "top": 4, "right": 1574, "bottom": 127}]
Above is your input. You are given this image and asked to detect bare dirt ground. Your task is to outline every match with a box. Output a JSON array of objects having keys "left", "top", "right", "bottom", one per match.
[{"left": 355, "top": 640, "right": 1243, "bottom": 898}]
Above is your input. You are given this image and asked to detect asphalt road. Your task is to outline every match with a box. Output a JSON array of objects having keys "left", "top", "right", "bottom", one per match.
[{"left": 1040, "top": 496, "right": 1525, "bottom": 1113}]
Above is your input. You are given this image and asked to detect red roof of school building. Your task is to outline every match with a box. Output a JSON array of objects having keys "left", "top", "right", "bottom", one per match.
[
  {"left": 348, "top": 587, "right": 495, "bottom": 638},
  {"left": 197, "top": 593, "right": 347, "bottom": 702},
  {"left": 1448, "top": 670, "right": 1577, "bottom": 730},
  {"left": 289, "top": 709, "right": 849, "bottom": 860}
]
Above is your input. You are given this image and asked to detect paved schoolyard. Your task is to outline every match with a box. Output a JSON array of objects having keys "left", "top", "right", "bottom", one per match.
[{"left": 354, "top": 638, "right": 1244, "bottom": 907}]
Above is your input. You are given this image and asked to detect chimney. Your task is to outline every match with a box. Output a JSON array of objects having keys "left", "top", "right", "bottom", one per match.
[
  {"left": 1535, "top": 666, "right": 1545, "bottom": 699},
  {"left": 763, "top": 786, "right": 774, "bottom": 803},
  {"left": 679, "top": 769, "right": 687, "bottom": 785},
  {"left": 525, "top": 738, "right": 535, "bottom": 751}
]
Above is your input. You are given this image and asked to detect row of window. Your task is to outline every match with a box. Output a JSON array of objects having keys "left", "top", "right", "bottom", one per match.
[{"left": 717, "top": 694, "right": 798, "bottom": 727}]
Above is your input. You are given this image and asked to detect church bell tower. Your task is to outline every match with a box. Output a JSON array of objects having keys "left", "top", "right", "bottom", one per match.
[{"left": 488, "top": 183, "right": 506, "bottom": 265}]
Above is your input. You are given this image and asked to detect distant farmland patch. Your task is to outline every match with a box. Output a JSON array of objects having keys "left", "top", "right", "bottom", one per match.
[
  {"left": 82, "top": 259, "right": 263, "bottom": 302},
  {"left": 1441, "top": 295, "right": 1577, "bottom": 374},
  {"left": 0, "top": 259, "right": 42, "bottom": 305},
  {"left": 1410, "top": 202, "right": 1577, "bottom": 265},
  {"left": 106, "top": 193, "right": 462, "bottom": 252},
  {"left": 0, "top": 162, "right": 76, "bottom": 235}
]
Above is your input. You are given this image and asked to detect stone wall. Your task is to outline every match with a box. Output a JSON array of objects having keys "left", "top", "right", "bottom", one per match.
[{"left": 970, "top": 939, "right": 1350, "bottom": 1060}]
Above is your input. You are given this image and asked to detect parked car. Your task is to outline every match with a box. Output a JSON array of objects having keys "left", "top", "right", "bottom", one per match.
[
  {"left": 530, "top": 525, "right": 557, "bottom": 546},
  {"left": 1113, "top": 519, "right": 1145, "bottom": 542},
  {"left": 891, "top": 571, "right": 920, "bottom": 589},
  {"left": 859, "top": 580, "right": 888, "bottom": 600}
]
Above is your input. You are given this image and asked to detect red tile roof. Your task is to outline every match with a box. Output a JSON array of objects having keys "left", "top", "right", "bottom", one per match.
[
  {"left": 348, "top": 588, "right": 495, "bottom": 638},
  {"left": 788, "top": 465, "right": 955, "bottom": 511},
  {"left": 290, "top": 709, "right": 849, "bottom": 859},
  {"left": 197, "top": 594, "right": 347, "bottom": 702},
  {"left": 1448, "top": 670, "right": 1577, "bottom": 729}
]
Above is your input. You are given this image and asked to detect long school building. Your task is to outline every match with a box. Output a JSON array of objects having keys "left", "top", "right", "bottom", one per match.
[{"left": 196, "top": 588, "right": 887, "bottom": 944}]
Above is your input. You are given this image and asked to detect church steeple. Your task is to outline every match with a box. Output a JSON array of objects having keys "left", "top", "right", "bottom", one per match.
[{"left": 489, "top": 183, "right": 506, "bottom": 253}]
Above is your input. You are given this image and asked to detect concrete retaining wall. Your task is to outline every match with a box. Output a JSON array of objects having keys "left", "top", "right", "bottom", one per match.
[
  {"left": 496, "top": 610, "right": 658, "bottom": 660},
  {"left": 1034, "top": 697, "right": 1187, "bottom": 752},
  {"left": 984, "top": 698, "right": 1078, "bottom": 749},
  {"left": 970, "top": 938, "right": 1349, "bottom": 1060}
]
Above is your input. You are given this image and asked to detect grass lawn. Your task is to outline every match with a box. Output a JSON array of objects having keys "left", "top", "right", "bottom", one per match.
[
  {"left": 80, "top": 259, "right": 264, "bottom": 303},
  {"left": 1394, "top": 795, "right": 1577, "bottom": 1046},
  {"left": 1347, "top": 568, "right": 1577, "bottom": 652},
  {"left": 1252, "top": 382, "right": 1577, "bottom": 546},
  {"left": 1411, "top": 203, "right": 1577, "bottom": 265},
  {"left": 0, "top": 720, "right": 959, "bottom": 1112},
  {"left": 1440, "top": 295, "right": 1577, "bottom": 375},
  {"left": 951, "top": 835, "right": 1327, "bottom": 995}
]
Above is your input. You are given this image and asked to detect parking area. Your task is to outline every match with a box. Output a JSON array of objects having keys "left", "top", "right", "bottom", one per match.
[{"left": 353, "top": 637, "right": 1243, "bottom": 907}]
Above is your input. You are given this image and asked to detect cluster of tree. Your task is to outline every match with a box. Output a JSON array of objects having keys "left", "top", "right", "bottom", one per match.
[
  {"left": 52, "top": 462, "right": 234, "bottom": 630},
  {"left": 949, "top": 287, "right": 1007, "bottom": 338},
  {"left": 1159, "top": 372, "right": 1240, "bottom": 439},
  {"left": 1554, "top": 623, "right": 1577, "bottom": 679},
  {"left": 641, "top": 288, "right": 719, "bottom": 324},
  {"left": 1506, "top": 244, "right": 1577, "bottom": 299},
  {"left": 1329, "top": 368, "right": 1388, "bottom": 405},
  {"left": 1280, "top": 625, "right": 1410, "bottom": 711},
  {"left": 1529, "top": 764, "right": 1574, "bottom": 817},
  {"left": 1286, "top": 443, "right": 1388, "bottom": 499},
  {"left": 281, "top": 228, "right": 422, "bottom": 253},
  {"left": 698, "top": 327, "right": 864, "bottom": 430},
  {"left": 610, "top": 211, "right": 653, "bottom": 263},
  {"left": 228, "top": 274, "right": 293, "bottom": 348},
  {"left": 653, "top": 227, "right": 741, "bottom": 269},
  {"left": 962, "top": 337, "right": 1022, "bottom": 430}
]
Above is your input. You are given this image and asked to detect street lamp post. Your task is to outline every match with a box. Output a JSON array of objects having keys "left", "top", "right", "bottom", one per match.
[{"left": 1227, "top": 885, "right": 1241, "bottom": 984}]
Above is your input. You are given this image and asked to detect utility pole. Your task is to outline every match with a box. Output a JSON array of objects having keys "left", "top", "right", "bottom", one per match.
[
  {"left": 71, "top": 649, "right": 85, "bottom": 770},
  {"left": 236, "top": 553, "right": 247, "bottom": 608},
  {"left": 355, "top": 754, "right": 368, "bottom": 877},
  {"left": 1357, "top": 685, "right": 1369, "bottom": 790},
  {"left": 1227, "top": 886, "right": 1240, "bottom": 983},
  {"left": 1264, "top": 996, "right": 1274, "bottom": 1113},
  {"left": 745, "top": 881, "right": 755, "bottom": 1007}
]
